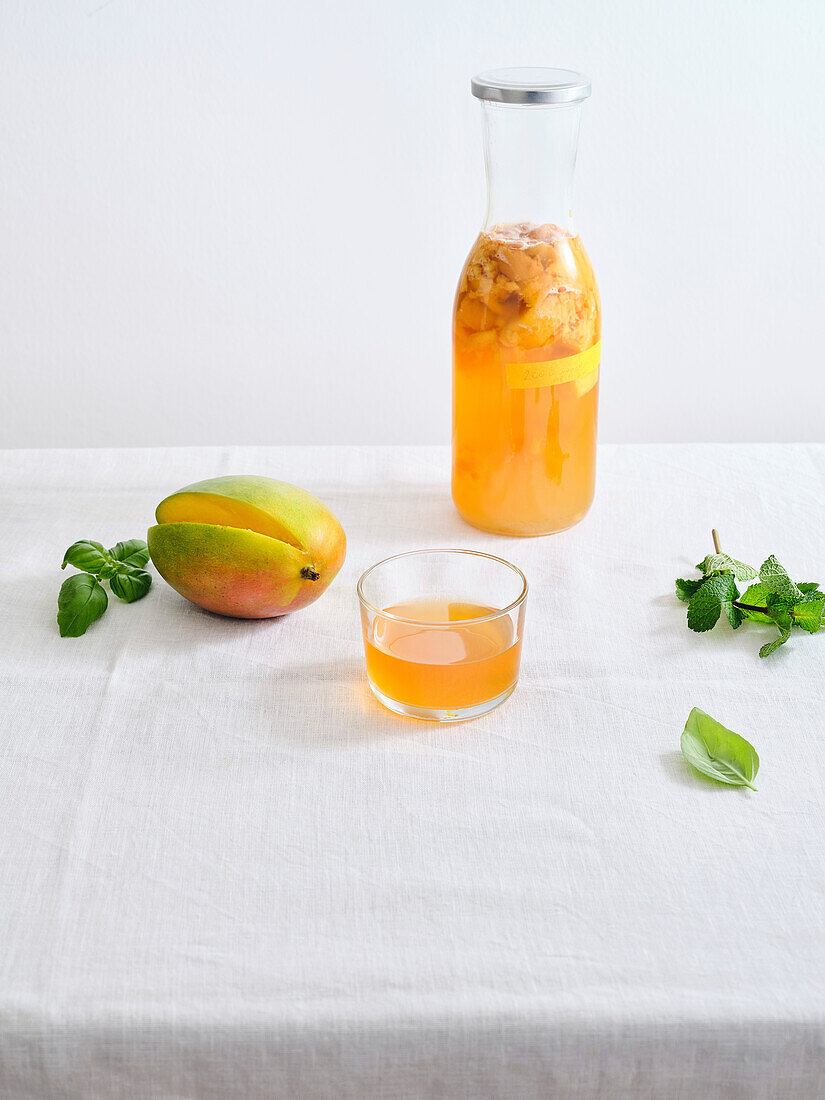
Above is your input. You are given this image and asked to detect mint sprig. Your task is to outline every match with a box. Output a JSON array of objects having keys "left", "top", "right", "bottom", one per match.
[
  {"left": 57, "top": 538, "right": 152, "bottom": 637},
  {"left": 675, "top": 530, "right": 824, "bottom": 658}
]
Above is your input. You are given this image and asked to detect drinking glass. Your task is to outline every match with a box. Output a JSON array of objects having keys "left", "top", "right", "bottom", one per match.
[{"left": 357, "top": 549, "right": 528, "bottom": 722}]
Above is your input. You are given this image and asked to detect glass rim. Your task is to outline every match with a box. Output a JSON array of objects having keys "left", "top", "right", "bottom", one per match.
[{"left": 356, "top": 548, "right": 528, "bottom": 626}]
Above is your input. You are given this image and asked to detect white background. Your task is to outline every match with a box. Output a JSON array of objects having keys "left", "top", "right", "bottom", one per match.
[{"left": 3, "top": 0, "right": 824, "bottom": 449}]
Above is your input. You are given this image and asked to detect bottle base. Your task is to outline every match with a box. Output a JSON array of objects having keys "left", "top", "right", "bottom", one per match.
[{"left": 452, "top": 501, "right": 593, "bottom": 538}]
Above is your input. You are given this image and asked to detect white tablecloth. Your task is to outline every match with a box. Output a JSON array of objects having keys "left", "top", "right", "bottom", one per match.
[{"left": 2, "top": 444, "right": 825, "bottom": 1099}]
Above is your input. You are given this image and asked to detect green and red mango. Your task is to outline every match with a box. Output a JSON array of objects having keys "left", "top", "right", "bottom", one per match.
[{"left": 147, "top": 475, "right": 346, "bottom": 618}]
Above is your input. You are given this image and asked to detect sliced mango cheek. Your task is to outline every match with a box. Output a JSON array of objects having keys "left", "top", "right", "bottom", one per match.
[
  {"left": 156, "top": 492, "right": 304, "bottom": 550},
  {"left": 147, "top": 522, "right": 315, "bottom": 618}
]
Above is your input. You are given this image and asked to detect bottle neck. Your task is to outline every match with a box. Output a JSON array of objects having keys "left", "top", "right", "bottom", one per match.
[{"left": 480, "top": 101, "right": 582, "bottom": 234}]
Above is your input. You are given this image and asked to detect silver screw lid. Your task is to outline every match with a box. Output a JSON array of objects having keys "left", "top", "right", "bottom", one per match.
[{"left": 471, "top": 67, "right": 591, "bottom": 105}]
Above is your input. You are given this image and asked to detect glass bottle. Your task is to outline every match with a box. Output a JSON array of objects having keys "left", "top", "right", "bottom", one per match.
[{"left": 452, "top": 68, "right": 600, "bottom": 536}]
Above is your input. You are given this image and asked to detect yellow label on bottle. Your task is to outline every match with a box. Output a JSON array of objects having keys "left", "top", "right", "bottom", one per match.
[{"left": 506, "top": 341, "right": 601, "bottom": 391}]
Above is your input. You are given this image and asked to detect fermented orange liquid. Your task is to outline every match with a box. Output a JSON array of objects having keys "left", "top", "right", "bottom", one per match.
[
  {"left": 364, "top": 599, "right": 521, "bottom": 711},
  {"left": 452, "top": 222, "right": 601, "bottom": 536}
]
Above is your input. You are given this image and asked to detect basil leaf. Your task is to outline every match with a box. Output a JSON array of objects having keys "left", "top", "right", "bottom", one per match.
[
  {"left": 61, "top": 540, "right": 110, "bottom": 574},
  {"left": 108, "top": 539, "right": 150, "bottom": 569},
  {"left": 109, "top": 566, "right": 152, "bottom": 603},
  {"left": 680, "top": 707, "right": 759, "bottom": 790},
  {"left": 57, "top": 573, "right": 108, "bottom": 637}
]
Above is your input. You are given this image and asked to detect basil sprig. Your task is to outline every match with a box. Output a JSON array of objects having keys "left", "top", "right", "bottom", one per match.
[{"left": 58, "top": 538, "right": 151, "bottom": 637}]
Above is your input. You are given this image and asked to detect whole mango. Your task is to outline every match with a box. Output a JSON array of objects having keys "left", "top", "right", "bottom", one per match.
[{"left": 147, "top": 475, "right": 346, "bottom": 618}]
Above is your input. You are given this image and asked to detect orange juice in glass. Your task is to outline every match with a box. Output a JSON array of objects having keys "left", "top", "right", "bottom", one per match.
[
  {"left": 453, "top": 69, "right": 601, "bottom": 536},
  {"left": 358, "top": 550, "right": 527, "bottom": 722}
]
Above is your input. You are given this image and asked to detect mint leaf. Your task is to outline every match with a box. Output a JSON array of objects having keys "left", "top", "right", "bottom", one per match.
[
  {"left": 737, "top": 583, "right": 773, "bottom": 624},
  {"left": 760, "top": 629, "right": 790, "bottom": 658},
  {"left": 676, "top": 578, "right": 702, "bottom": 603},
  {"left": 57, "top": 573, "right": 108, "bottom": 637},
  {"left": 760, "top": 602, "right": 793, "bottom": 658},
  {"left": 765, "top": 596, "right": 794, "bottom": 633},
  {"left": 723, "top": 601, "right": 743, "bottom": 630},
  {"left": 734, "top": 560, "right": 760, "bottom": 582},
  {"left": 109, "top": 567, "right": 152, "bottom": 604},
  {"left": 798, "top": 582, "right": 822, "bottom": 595},
  {"left": 697, "top": 553, "right": 757, "bottom": 581},
  {"left": 687, "top": 573, "right": 737, "bottom": 632},
  {"left": 61, "top": 540, "right": 110, "bottom": 574},
  {"left": 760, "top": 595, "right": 810, "bottom": 655},
  {"left": 760, "top": 556, "right": 802, "bottom": 602},
  {"left": 696, "top": 554, "right": 730, "bottom": 574},
  {"left": 680, "top": 707, "right": 759, "bottom": 790},
  {"left": 109, "top": 539, "right": 150, "bottom": 569},
  {"left": 686, "top": 585, "right": 722, "bottom": 632},
  {"left": 791, "top": 596, "right": 825, "bottom": 634}
]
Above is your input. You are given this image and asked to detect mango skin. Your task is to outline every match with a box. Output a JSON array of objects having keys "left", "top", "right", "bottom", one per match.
[{"left": 148, "top": 475, "right": 346, "bottom": 619}]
